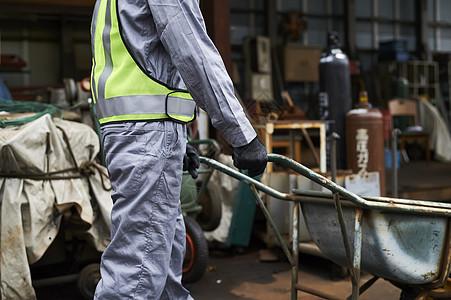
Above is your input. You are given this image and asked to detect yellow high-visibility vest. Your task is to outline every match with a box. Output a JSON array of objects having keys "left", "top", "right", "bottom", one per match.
[{"left": 91, "top": 0, "right": 196, "bottom": 124}]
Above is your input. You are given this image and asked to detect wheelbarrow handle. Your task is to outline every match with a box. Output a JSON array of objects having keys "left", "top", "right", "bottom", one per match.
[
  {"left": 198, "top": 155, "right": 288, "bottom": 201},
  {"left": 200, "top": 153, "right": 451, "bottom": 216},
  {"left": 268, "top": 153, "right": 451, "bottom": 215},
  {"left": 199, "top": 153, "right": 366, "bottom": 206}
]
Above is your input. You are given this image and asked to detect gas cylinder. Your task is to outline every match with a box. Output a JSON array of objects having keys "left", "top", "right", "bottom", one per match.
[
  {"left": 319, "top": 33, "right": 352, "bottom": 169},
  {"left": 346, "top": 91, "right": 385, "bottom": 195}
]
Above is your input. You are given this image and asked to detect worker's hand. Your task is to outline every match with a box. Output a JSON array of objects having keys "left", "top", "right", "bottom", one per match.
[
  {"left": 232, "top": 138, "right": 267, "bottom": 177},
  {"left": 184, "top": 143, "right": 200, "bottom": 179}
]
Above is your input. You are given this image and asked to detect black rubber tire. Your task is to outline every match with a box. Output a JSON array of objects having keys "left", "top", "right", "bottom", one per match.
[
  {"left": 196, "top": 186, "right": 222, "bottom": 232},
  {"left": 397, "top": 284, "right": 425, "bottom": 300},
  {"left": 182, "top": 215, "right": 209, "bottom": 284},
  {"left": 77, "top": 263, "right": 101, "bottom": 300},
  {"left": 329, "top": 263, "right": 349, "bottom": 280}
]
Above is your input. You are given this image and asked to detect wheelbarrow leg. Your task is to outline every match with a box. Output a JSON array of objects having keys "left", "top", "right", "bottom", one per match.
[
  {"left": 291, "top": 202, "right": 300, "bottom": 300},
  {"left": 352, "top": 208, "right": 363, "bottom": 300},
  {"left": 249, "top": 184, "right": 294, "bottom": 265},
  {"left": 248, "top": 184, "right": 297, "bottom": 298},
  {"left": 330, "top": 132, "right": 363, "bottom": 299},
  {"left": 333, "top": 190, "right": 363, "bottom": 300}
]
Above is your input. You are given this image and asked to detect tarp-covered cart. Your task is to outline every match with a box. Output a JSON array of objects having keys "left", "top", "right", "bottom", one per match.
[{"left": 0, "top": 109, "right": 112, "bottom": 300}]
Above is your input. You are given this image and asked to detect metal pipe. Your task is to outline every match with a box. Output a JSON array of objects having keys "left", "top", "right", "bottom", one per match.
[
  {"left": 199, "top": 154, "right": 451, "bottom": 214},
  {"left": 391, "top": 129, "right": 400, "bottom": 197},
  {"left": 291, "top": 203, "right": 300, "bottom": 300},
  {"left": 289, "top": 130, "right": 295, "bottom": 159},
  {"left": 334, "top": 192, "right": 356, "bottom": 281},
  {"left": 427, "top": 290, "right": 451, "bottom": 299},
  {"left": 330, "top": 131, "right": 357, "bottom": 292},
  {"left": 293, "top": 189, "right": 451, "bottom": 212},
  {"left": 200, "top": 156, "right": 289, "bottom": 200},
  {"left": 346, "top": 277, "right": 379, "bottom": 300},
  {"left": 248, "top": 184, "right": 294, "bottom": 266},
  {"left": 32, "top": 274, "right": 79, "bottom": 288},
  {"left": 352, "top": 208, "right": 363, "bottom": 299},
  {"left": 330, "top": 132, "right": 340, "bottom": 183},
  {"left": 266, "top": 154, "right": 451, "bottom": 215}
]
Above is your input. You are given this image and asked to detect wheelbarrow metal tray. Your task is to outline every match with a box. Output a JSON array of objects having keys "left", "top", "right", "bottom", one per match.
[{"left": 301, "top": 199, "right": 450, "bottom": 285}]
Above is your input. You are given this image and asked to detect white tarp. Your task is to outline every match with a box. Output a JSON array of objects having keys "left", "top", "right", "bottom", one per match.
[
  {"left": 203, "top": 154, "right": 240, "bottom": 244},
  {"left": 0, "top": 114, "right": 112, "bottom": 300},
  {"left": 419, "top": 98, "right": 451, "bottom": 162}
]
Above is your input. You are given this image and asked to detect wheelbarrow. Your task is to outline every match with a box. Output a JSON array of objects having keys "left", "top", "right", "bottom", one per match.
[{"left": 199, "top": 153, "right": 451, "bottom": 300}]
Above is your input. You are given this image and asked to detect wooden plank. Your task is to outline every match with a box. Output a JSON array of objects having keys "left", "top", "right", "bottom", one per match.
[{"left": 0, "top": 112, "right": 36, "bottom": 121}]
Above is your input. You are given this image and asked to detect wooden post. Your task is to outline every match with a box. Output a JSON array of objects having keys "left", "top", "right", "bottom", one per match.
[{"left": 200, "top": 0, "right": 232, "bottom": 75}]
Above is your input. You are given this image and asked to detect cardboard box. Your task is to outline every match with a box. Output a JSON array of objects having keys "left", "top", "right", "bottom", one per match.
[{"left": 283, "top": 45, "right": 323, "bottom": 82}]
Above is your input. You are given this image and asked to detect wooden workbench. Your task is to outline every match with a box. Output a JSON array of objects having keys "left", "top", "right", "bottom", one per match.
[{"left": 255, "top": 120, "right": 327, "bottom": 173}]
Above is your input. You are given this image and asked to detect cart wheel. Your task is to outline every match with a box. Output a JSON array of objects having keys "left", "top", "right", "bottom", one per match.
[
  {"left": 197, "top": 186, "right": 222, "bottom": 232},
  {"left": 399, "top": 286, "right": 423, "bottom": 300},
  {"left": 330, "top": 263, "right": 349, "bottom": 280},
  {"left": 183, "top": 216, "right": 208, "bottom": 284},
  {"left": 77, "top": 263, "right": 101, "bottom": 300}
]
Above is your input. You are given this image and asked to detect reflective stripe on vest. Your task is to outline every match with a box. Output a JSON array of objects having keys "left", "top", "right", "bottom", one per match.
[
  {"left": 95, "top": 94, "right": 196, "bottom": 123},
  {"left": 91, "top": 0, "right": 196, "bottom": 124}
]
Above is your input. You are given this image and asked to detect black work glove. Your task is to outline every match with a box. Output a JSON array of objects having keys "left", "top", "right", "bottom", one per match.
[
  {"left": 232, "top": 137, "right": 267, "bottom": 177},
  {"left": 183, "top": 143, "right": 200, "bottom": 179}
]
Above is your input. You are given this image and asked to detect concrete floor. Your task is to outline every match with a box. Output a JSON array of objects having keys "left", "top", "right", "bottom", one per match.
[
  {"left": 387, "top": 159, "right": 451, "bottom": 201},
  {"left": 186, "top": 241, "right": 402, "bottom": 300},
  {"left": 35, "top": 239, "right": 403, "bottom": 300}
]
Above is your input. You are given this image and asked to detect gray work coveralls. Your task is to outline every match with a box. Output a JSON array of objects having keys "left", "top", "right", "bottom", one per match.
[{"left": 92, "top": 0, "right": 257, "bottom": 299}]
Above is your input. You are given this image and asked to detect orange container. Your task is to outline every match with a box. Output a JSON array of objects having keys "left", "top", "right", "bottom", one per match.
[{"left": 346, "top": 107, "right": 385, "bottom": 196}]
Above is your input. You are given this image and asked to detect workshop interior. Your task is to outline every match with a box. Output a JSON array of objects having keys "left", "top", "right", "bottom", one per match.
[{"left": 1, "top": 0, "right": 451, "bottom": 299}]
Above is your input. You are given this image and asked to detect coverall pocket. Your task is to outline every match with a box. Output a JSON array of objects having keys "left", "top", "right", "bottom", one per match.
[{"left": 103, "top": 134, "right": 148, "bottom": 197}]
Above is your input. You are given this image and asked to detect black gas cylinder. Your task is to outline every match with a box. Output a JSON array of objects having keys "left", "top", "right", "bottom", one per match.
[{"left": 319, "top": 33, "right": 352, "bottom": 169}]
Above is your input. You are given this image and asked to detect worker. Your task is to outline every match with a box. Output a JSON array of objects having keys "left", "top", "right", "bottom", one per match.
[{"left": 90, "top": 0, "right": 267, "bottom": 299}]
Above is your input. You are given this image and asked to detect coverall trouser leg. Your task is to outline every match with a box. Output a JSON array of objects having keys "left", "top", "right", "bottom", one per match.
[{"left": 94, "top": 121, "right": 193, "bottom": 300}]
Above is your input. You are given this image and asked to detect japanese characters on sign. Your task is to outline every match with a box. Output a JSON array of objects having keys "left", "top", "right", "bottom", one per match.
[{"left": 356, "top": 128, "right": 369, "bottom": 175}]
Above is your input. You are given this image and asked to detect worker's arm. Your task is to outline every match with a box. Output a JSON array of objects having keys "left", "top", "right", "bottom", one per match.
[{"left": 147, "top": 0, "right": 256, "bottom": 148}]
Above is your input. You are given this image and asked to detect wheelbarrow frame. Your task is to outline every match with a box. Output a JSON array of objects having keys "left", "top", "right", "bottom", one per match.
[{"left": 199, "top": 153, "right": 451, "bottom": 300}]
